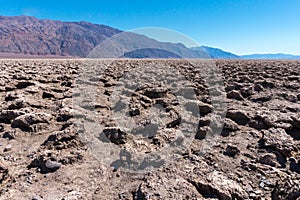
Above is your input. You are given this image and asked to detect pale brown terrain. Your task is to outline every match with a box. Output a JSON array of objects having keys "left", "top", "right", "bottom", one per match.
[{"left": 0, "top": 59, "right": 299, "bottom": 200}]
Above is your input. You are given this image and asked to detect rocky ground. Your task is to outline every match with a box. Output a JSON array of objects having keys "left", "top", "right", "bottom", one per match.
[{"left": 0, "top": 59, "right": 299, "bottom": 200}]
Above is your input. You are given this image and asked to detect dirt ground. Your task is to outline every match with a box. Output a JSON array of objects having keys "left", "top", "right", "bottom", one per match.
[{"left": 0, "top": 59, "right": 299, "bottom": 200}]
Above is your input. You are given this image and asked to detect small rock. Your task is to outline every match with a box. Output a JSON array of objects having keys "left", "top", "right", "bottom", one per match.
[
  {"left": 15, "top": 81, "right": 35, "bottom": 89},
  {"left": 198, "top": 101, "right": 213, "bottom": 115},
  {"left": 254, "top": 84, "right": 264, "bottom": 92},
  {"left": 259, "top": 182, "right": 265, "bottom": 188},
  {"left": 227, "top": 90, "right": 244, "bottom": 100},
  {"left": 28, "top": 157, "right": 62, "bottom": 173},
  {"left": 32, "top": 196, "right": 43, "bottom": 200},
  {"left": 250, "top": 93, "right": 272, "bottom": 102},
  {"left": 42, "top": 91, "right": 55, "bottom": 99},
  {"left": 0, "top": 110, "right": 25, "bottom": 122},
  {"left": 224, "top": 144, "right": 240, "bottom": 158},
  {"left": 290, "top": 159, "right": 300, "bottom": 174},
  {"left": 249, "top": 193, "right": 256, "bottom": 198},
  {"left": 195, "top": 126, "right": 211, "bottom": 140},
  {"left": 11, "top": 113, "right": 52, "bottom": 132},
  {"left": 223, "top": 118, "right": 239, "bottom": 131},
  {"left": 102, "top": 127, "right": 127, "bottom": 144},
  {"left": 45, "top": 160, "right": 62, "bottom": 171},
  {"left": 258, "top": 154, "right": 277, "bottom": 167},
  {"left": 222, "top": 118, "right": 240, "bottom": 136},
  {"left": 4, "top": 144, "right": 12, "bottom": 152},
  {"left": 226, "top": 109, "right": 250, "bottom": 125},
  {"left": 254, "top": 190, "right": 262, "bottom": 195}
]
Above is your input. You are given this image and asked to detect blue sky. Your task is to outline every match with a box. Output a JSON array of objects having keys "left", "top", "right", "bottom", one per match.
[{"left": 1, "top": 0, "right": 300, "bottom": 55}]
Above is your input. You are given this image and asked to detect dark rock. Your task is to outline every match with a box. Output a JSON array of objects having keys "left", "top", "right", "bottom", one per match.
[
  {"left": 166, "top": 112, "right": 181, "bottom": 128},
  {"left": 223, "top": 118, "right": 239, "bottom": 131},
  {"left": 129, "top": 107, "right": 141, "bottom": 116},
  {"left": 4, "top": 93, "right": 19, "bottom": 101},
  {"left": 250, "top": 93, "right": 272, "bottom": 102},
  {"left": 254, "top": 84, "right": 264, "bottom": 92},
  {"left": 256, "top": 80, "right": 275, "bottom": 89},
  {"left": 224, "top": 144, "right": 240, "bottom": 157},
  {"left": 227, "top": 90, "right": 244, "bottom": 100},
  {"left": 221, "top": 118, "right": 240, "bottom": 137},
  {"left": 0, "top": 110, "right": 26, "bottom": 122},
  {"left": 28, "top": 157, "right": 62, "bottom": 174},
  {"left": 240, "top": 86, "right": 254, "bottom": 98},
  {"left": 144, "top": 87, "right": 167, "bottom": 99},
  {"left": 198, "top": 116, "right": 211, "bottom": 126},
  {"left": 2, "top": 131, "right": 14, "bottom": 140},
  {"left": 226, "top": 109, "right": 250, "bottom": 125},
  {"left": 249, "top": 119, "right": 268, "bottom": 130},
  {"left": 291, "top": 115, "right": 300, "bottom": 129},
  {"left": 281, "top": 93, "right": 298, "bottom": 102},
  {"left": 3, "top": 144, "right": 12, "bottom": 152},
  {"left": 102, "top": 127, "right": 127, "bottom": 145},
  {"left": 16, "top": 81, "right": 35, "bottom": 89},
  {"left": 7, "top": 99, "right": 27, "bottom": 110},
  {"left": 11, "top": 113, "right": 52, "bottom": 131},
  {"left": 195, "top": 126, "right": 210, "bottom": 140},
  {"left": 290, "top": 159, "right": 300, "bottom": 174},
  {"left": 198, "top": 101, "right": 213, "bottom": 115},
  {"left": 258, "top": 154, "right": 277, "bottom": 167},
  {"left": 42, "top": 91, "right": 55, "bottom": 99}
]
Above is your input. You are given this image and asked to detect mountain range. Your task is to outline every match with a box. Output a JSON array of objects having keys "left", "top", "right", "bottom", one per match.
[
  {"left": 0, "top": 16, "right": 299, "bottom": 59},
  {"left": 241, "top": 53, "right": 300, "bottom": 60}
]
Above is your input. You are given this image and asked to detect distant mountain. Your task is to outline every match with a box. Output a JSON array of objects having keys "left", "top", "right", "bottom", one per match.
[
  {"left": 123, "top": 48, "right": 181, "bottom": 58},
  {"left": 193, "top": 46, "right": 240, "bottom": 59},
  {"left": 87, "top": 31, "right": 209, "bottom": 58},
  {"left": 0, "top": 16, "right": 209, "bottom": 58},
  {"left": 0, "top": 16, "right": 121, "bottom": 57},
  {"left": 1, "top": 16, "right": 298, "bottom": 59},
  {"left": 241, "top": 54, "right": 300, "bottom": 60}
]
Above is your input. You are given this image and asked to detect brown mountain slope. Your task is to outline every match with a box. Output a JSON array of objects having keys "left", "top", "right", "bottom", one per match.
[
  {"left": 0, "top": 16, "right": 121, "bottom": 57},
  {"left": 0, "top": 16, "right": 210, "bottom": 58}
]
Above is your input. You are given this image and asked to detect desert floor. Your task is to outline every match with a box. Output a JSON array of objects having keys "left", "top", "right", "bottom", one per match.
[{"left": 0, "top": 59, "right": 299, "bottom": 200}]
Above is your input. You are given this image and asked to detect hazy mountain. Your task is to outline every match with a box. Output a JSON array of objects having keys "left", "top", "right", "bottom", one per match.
[
  {"left": 87, "top": 31, "right": 209, "bottom": 58},
  {"left": 241, "top": 53, "right": 300, "bottom": 60},
  {"left": 123, "top": 48, "right": 181, "bottom": 58},
  {"left": 193, "top": 46, "right": 240, "bottom": 59},
  {"left": 0, "top": 16, "right": 209, "bottom": 58}
]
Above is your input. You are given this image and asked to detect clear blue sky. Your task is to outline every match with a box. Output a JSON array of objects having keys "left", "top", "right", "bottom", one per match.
[{"left": 1, "top": 0, "right": 300, "bottom": 55}]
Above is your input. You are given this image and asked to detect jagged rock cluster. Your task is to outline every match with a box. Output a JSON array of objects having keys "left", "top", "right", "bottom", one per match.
[{"left": 0, "top": 59, "right": 299, "bottom": 199}]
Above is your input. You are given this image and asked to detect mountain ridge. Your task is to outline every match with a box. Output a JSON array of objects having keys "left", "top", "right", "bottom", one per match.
[
  {"left": 0, "top": 15, "right": 299, "bottom": 59},
  {"left": 241, "top": 53, "right": 300, "bottom": 60},
  {"left": 197, "top": 46, "right": 240, "bottom": 59},
  {"left": 0, "top": 15, "right": 209, "bottom": 58}
]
